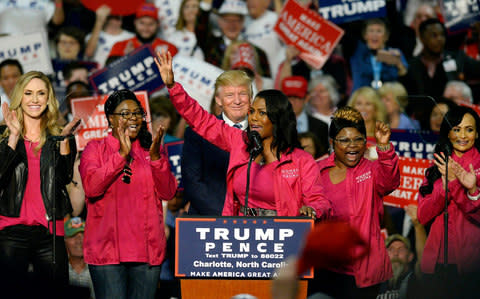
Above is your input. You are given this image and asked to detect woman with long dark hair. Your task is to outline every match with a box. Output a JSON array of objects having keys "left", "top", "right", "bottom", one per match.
[
  {"left": 155, "top": 50, "right": 331, "bottom": 218},
  {"left": 79, "top": 90, "right": 177, "bottom": 298},
  {"left": 418, "top": 106, "right": 480, "bottom": 279},
  {"left": 0, "top": 71, "right": 78, "bottom": 297}
]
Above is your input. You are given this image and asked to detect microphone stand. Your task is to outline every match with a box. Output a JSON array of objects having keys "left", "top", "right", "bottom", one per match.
[
  {"left": 244, "top": 154, "right": 255, "bottom": 216},
  {"left": 444, "top": 153, "right": 449, "bottom": 267},
  {"left": 47, "top": 135, "right": 72, "bottom": 291}
]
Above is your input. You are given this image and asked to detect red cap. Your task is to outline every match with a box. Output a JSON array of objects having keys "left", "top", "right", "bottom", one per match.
[
  {"left": 281, "top": 76, "right": 308, "bottom": 98},
  {"left": 296, "top": 222, "right": 368, "bottom": 275},
  {"left": 136, "top": 3, "right": 158, "bottom": 20},
  {"left": 230, "top": 43, "right": 256, "bottom": 73}
]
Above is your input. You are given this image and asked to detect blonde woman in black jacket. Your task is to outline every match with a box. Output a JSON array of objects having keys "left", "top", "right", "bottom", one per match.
[{"left": 0, "top": 71, "right": 79, "bottom": 297}]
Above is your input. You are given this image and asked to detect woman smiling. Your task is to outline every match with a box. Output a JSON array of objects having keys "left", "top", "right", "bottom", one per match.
[
  {"left": 311, "top": 106, "right": 400, "bottom": 298},
  {"left": 155, "top": 50, "right": 331, "bottom": 219}
]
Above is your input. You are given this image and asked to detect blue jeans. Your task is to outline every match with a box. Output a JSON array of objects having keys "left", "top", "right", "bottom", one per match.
[{"left": 89, "top": 263, "right": 161, "bottom": 299}]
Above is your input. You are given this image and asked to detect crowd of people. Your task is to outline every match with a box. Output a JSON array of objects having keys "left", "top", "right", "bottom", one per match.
[{"left": 1, "top": 0, "right": 480, "bottom": 298}]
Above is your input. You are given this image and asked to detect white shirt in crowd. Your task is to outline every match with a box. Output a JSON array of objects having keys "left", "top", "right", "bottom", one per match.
[
  {"left": 154, "top": 0, "right": 181, "bottom": 39},
  {"left": 85, "top": 30, "right": 135, "bottom": 68},
  {"left": 0, "top": 0, "right": 54, "bottom": 35},
  {"left": 166, "top": 30, "right": 204, "bottom": 60},
  {"left": 244, "top": 10, "right": 286, "bottom": 79}
]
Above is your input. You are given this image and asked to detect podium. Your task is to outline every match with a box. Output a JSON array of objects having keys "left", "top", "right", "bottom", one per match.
[{"left": 175, "top": 217, "right": 313, "bottom": 299}]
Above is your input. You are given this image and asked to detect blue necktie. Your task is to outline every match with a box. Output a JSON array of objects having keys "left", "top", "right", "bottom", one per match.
[{"left": 233, "top": 123, "right": 242, "bottom": 129}]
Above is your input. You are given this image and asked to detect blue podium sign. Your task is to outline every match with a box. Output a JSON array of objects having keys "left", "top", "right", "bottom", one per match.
[
  {"left": 390, "top": 129, "right": 439, "bottom": 159},
  {"left": 175, "top": 217, "right": 313, "bottom": 279}
]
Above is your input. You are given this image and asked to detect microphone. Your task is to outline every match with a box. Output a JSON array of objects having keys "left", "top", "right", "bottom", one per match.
[
  {"left": 248, "top": 131, "right": 263, "bottom": 157},
  {"left": 48, "top": 135, "right": 75, "bottom": 142}
]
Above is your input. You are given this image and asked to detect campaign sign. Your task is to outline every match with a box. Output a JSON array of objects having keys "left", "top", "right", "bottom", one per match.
[
  {"left": 172, "top": 55, "right": 223, "bottom": 110},
  {"left": 165, "top": 141, "right": 184, "bottom": 190},
  {"left": 275, "top": 0, "right": 344, "bottom": 69},
  {"left": 175, "top": 217, "right": 314, "bottom": 279},
  {"left": 317, "top": 0, "right": 387, "bottom": 24},
  {"left": 0, "top": 31, "right": 53, "bottom": 74},
  {"left": 71, "top": 91, "right": 151, "bottom": 151},
  {"left": 89, "top": 45, "right": 163, "bottom": 95},
  {"left": 442, "top": 0, "right": 480, "bottom": 32},
  {"left": 390, "top": 129, "right": 439, "bottom": 159},
  {"left": 383, "top": 157, "right": 430, "bottom": 208}
]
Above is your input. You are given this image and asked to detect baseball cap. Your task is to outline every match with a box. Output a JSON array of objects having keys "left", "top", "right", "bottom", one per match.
[
  {"left": 136, "top": 3, "right": 158, "bottom": 20},
  {"left": 64, "top": 216, "right": 85, "bottom": 238},
  {"left": 230, "top": 43, "right": 256, "bottom": 74},
  {"left": 282, "top": 76, "right": 308, "bottom": 98},
  {"left": 217, "top": 0, "right": 248, "bottom": 16},
  {"left": 385, "top": 234, "right": 411, "bottom": 251}
]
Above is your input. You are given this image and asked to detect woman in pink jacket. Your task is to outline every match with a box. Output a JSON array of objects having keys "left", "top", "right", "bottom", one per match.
[
  {"left": 418, "top": 105, "right": 480, "bottom": 296},
  {"left": 312, "top": 106, "right": 400, "bottom": 299},
  {"left": 79, "top": 90, "right": 177, "bottom": 299},
  {"left": 155, "top": 50, "right": 331, "bottom": 219}
]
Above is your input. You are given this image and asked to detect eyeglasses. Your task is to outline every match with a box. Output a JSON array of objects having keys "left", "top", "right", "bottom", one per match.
[
  {"left": 122, "top": 156, "right": 133, "bottom": 184},
  {"left": 334, "top": 137, "right": 366, "bottom": 147},
  {"left": 112, "top": 111, "right": 146, "bottom": 120}
]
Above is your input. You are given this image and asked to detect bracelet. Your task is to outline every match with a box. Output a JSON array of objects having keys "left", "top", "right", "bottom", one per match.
[
  {"left": 376, "top": 143, "right": 391, "bottom": 152},
  {"left": 467, "top": 189, "right": 480, "bottom": 201}
]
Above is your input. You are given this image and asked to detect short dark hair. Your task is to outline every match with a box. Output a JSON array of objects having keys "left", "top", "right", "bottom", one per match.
[
  {"left": 63, "top": 61, "right": 89, "bottom": 81},
  {"left": 419, "top": 18, "right": 446, "bottom": 38},
  {"left": 105, "top": 89, "right": 152, "bottom": 149},
  {"left": 0, "top": 59, "right": 23, "bottom": 76},
  {"left": 247, "top": 89, "right": 301, "bottom": 159},
  {"left": 363, "top": 18, "right": 390, "bottom": 38},
  {"left": 298, "top": 131, "right": 323, "bottom": 159},
  {"left": 55, "top": 26, "right": 86, "bottom": 50}
]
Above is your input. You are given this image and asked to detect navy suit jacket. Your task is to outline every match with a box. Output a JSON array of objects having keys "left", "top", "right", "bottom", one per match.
[{"left": 181, "top": 115, "right": 230, "bottom": 215}]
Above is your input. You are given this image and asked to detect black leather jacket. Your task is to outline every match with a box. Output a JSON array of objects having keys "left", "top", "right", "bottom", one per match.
[{"left": 0, "top": 136, "right": 76, "bottom": 219}]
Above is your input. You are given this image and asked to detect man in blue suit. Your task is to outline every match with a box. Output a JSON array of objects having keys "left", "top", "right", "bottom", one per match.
[{"left": 182, "top": 70, "right": 253, "bottom": 215}]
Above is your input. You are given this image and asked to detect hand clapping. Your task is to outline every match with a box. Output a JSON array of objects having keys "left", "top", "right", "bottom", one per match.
[{"left": 149, "top": 125, "right": 166, "bottom": 161}]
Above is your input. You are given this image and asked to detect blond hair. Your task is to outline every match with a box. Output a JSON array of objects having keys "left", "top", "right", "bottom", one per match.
[
  {"left": 2, "top": 71, "right": 62, "bottom": 152},
  {"left": 214, "top": 69, "right": 253, "bottom": 99},
  {"left": 377, "top": 82, "right": 408, "bottom": 112},
  {"left": 347, "top": 86, "right": 387, "bottom": 122},
  {"left": 333, "top": 105, "right": 364, "bottom": 123}
]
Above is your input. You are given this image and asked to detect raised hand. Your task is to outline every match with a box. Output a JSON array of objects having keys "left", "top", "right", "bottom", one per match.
[
  {"left": 96, "top": 4, "right": 111, "bottom": 24},
  {"left": 404, "top": 204, "right": 420, "bottom": 226},
  {"left": 451, "top": 160, "right": 477, "bottom": 193},
  {"left": 2, "top": 102, "right": 21, "bottom": 137},
  {"left": 154, "top": 49, "right": 175, "bottom": 88},
  {"left": 150, "top": 125, "right": 165, "bottom": 161},
  {"left": 117, "top": 118, "right": 132, "bottom": 158},
  {"left": 374, "top": 121, "right": 391, "bottom": 146}
]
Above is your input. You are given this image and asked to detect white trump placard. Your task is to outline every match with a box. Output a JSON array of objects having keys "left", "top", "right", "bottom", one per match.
[{"left": 0, "top": 31, "right": 53, "bottom": 75}]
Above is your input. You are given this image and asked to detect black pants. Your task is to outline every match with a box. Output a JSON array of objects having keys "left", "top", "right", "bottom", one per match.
[{"left": 0, "top": 225, "right": 68, "bottom": 299}]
